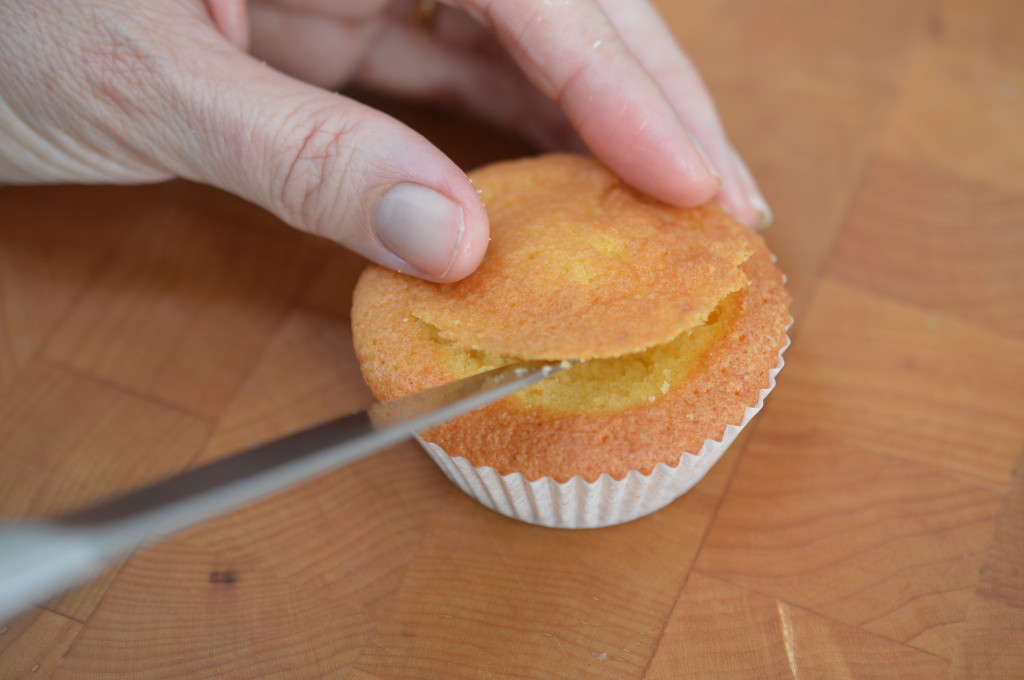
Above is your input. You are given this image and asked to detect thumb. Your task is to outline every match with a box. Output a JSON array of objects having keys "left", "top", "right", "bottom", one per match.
[{"left": 167, "top": 43, "right": 488, "bottom": 282}]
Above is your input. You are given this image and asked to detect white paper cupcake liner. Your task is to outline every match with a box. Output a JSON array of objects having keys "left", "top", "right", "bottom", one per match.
[{"left": 417, "top": 336, "right": 790, "bottom": 529}]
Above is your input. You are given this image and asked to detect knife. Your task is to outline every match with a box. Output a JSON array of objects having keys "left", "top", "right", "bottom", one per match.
[{"left": 0, "top": 359, "right": 571, "bottom": 623}]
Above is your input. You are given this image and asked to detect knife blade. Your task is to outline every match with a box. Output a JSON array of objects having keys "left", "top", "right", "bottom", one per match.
[{"left": 0, "top": 359, "right": 571, "bottom": 623}]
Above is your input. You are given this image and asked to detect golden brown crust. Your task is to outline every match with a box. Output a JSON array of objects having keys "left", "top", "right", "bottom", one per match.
[
  {"left": 404, "top": 155, "right": 752, "bottom": 359},
  {"left": 352, "top": 154, "right": 791, "bottom": 482}
]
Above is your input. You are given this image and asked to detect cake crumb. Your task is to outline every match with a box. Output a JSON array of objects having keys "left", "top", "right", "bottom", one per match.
[{"left": 661, "top": 381, "right": 670, "bottom": 394}]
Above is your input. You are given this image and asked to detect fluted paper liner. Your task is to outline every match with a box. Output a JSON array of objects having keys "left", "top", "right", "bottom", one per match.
[{"left": 417, "top": 337, "right": 790, "bottom": 529}]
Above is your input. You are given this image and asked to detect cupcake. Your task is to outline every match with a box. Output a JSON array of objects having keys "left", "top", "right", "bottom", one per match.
[{"left": 352, "top": 154, "right": 790, "bottom": 528}]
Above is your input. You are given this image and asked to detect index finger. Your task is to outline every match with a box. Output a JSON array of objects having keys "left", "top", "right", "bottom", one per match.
[{"left": 446, "top": 0, "right": 720, "bottom": 207}]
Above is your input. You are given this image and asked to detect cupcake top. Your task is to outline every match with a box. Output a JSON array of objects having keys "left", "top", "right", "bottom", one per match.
[
  {"left": 352, "top": 154, "right": 791, "bottom": 482},
  {"left": 402, "top": 154, "right": 752, "bottom": 359}
]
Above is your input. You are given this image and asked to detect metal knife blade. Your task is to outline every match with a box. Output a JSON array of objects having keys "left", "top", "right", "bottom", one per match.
[{"left": 0, "top": 359, "right": 571, "bottom": 623}]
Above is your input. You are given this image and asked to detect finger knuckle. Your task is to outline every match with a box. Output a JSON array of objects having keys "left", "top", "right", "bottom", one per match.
[{"left": 274, "top": 108, "right": 361, "bottom": 233}]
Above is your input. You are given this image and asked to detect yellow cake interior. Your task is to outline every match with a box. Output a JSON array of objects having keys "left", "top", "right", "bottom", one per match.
[{"left": 411, "top": 293, "right": 739, "bottom": 414}]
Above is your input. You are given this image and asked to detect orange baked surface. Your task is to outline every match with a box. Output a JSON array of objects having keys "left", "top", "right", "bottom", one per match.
[
  {"left": 352, "top": 154, "right": 790, "bottom": 482},
  {"left": 403, "top": 154, "right": 751, "bottom": 359}
]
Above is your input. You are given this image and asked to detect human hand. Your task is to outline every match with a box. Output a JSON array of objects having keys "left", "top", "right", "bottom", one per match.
[{"left": 0, "top": 0, "right": 770, "bottom": 282}]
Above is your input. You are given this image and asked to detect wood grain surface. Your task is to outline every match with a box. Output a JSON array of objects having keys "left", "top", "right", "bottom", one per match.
[{"left": 2, "top": 0, "right": 1022, "bottom": 677}]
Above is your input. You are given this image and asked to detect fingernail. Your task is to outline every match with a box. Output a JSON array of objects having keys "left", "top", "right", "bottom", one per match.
[
  {"left": 375, "top": 183, "right": 465, "bottom": 279},
  {"left": 730, "top": 148, "right": 773, "bottom": 229},
  {"left": 686, "top": 130, "right": 722, "bottom": 187}
]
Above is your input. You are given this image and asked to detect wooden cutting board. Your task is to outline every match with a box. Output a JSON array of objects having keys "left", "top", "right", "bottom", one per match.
[{"left": 1, "top": 0, "right": 1022, "bottom": 677}]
